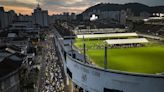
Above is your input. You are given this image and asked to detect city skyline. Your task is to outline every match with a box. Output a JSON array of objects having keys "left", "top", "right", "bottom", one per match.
[{"left": 0, "top": 0, "right": 164, "bottom": 15}]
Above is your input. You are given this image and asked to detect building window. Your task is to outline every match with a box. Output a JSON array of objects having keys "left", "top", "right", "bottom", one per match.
[{"left": 104, "top": 88, "right": 123, "bottom": 92}]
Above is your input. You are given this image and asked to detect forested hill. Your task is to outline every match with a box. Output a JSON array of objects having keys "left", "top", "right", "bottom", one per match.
[{"left": 82, "top": 3, "right": 164, "bottom": 16}]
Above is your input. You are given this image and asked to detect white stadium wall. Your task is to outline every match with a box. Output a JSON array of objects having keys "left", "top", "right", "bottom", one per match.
[
  {"left": 54, "top": 31, "right": 164, "bottom": 92},
  {"left": 66, "top": 55, "right": 164, "bottom": 92}
]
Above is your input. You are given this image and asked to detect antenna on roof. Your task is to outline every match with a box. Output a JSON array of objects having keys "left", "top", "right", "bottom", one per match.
[{"left": 36, "top": 0, "right": 40, "bottom": 8}]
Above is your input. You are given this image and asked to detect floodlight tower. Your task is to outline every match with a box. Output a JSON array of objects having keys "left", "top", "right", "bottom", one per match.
[
  {"left": 104, "top": 45, "right": 108, "bottom": 69},
  {"left": 83, "top": 35, "right": 86, "bottom": 63}
]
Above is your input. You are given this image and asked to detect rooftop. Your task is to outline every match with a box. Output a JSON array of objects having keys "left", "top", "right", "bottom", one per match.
[
  {"left": 0, "top": 53, "right": 25, "bottom": 78},
  {"left": 105, "top": 38, "right": 149, "bottom": 45},
  {"left": 77, "top": 33, "right": 138, "bottom": 39},
  {"left": 0, "top": 45, "right": 26, "bottom": 78}
]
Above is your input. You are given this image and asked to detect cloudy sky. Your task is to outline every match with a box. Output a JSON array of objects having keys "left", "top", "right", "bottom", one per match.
[{"left": 0, "top": 0, "right": 164, "bottom": 15}]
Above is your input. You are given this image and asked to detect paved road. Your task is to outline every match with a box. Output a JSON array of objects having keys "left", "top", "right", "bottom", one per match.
[{"left": 39, "top": 31, "right": 66, "bottom": 92}]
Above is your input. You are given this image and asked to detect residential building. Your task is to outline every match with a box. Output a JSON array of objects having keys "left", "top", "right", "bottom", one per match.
[
  {"left": 32, "top": 4, "right": 49, "bottom": 27},
  {"left": 0, "top": 46, "right": 27, "bottom": 92},
  {"left": 0, "top": 7, "right": 17, "bottom": 29}
]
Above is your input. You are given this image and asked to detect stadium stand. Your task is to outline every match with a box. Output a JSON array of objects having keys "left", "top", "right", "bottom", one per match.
[
  {"left": 77, "top": 33, "right": 138, "bottom": 39},
  {"left": 105, "top": 38, "right": 148, "bottom": 48}
]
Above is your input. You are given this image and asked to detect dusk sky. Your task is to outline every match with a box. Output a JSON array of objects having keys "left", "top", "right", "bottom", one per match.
[{"left": 0, "top": 0, "right": 164, "bottom": 15}]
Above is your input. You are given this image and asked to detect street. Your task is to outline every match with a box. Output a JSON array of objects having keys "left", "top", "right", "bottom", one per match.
[{"left": 39, "top": 31, "right": 65, "bottom": 92}]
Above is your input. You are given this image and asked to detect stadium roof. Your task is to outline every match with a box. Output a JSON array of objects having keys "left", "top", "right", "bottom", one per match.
[
  {"left": 105, "top": 38, "right": 149, "bottom": 45},
  {"left": 77, "top": 33, "right": 138, "bottom": 38}
]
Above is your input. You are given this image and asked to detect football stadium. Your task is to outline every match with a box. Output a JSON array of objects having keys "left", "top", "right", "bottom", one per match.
[
  {"left": 74, "top": 32, "right": 164, "bottom": 74},
  {"left": 54, "top": 27, "right": 164, "bottom": 92}
]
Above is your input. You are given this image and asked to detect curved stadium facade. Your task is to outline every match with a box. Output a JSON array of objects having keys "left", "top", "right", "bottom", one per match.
[{"left": 54, "top": 30, "right": 164, "bottom": 92}]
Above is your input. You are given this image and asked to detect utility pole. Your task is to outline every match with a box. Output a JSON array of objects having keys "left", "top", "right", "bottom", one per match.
[
  {"left": 83, "top": 35, "right": 86, "bottom": 63},
  {"left": 104, "top": 45, "right": 108, "bottom": 69},
  {"left": 83, "top": 43, "right": 86, "bottom": 63}
]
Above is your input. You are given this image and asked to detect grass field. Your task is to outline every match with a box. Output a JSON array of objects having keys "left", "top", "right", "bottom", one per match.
[{"left": 74, "top": 38, "right": 164, "bottom": 74}]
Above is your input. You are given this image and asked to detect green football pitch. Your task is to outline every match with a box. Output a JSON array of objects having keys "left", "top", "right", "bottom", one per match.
[{"left": 74, "top": 38, "right": 164, "bottom": 74}]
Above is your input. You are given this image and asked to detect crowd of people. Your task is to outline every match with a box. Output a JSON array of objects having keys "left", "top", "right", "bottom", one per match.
[{"left": 40, "top": 31, "right": 65, "bottom": 92}]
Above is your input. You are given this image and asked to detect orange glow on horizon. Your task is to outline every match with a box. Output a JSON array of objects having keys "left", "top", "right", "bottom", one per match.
[
  {"left": 3, "top": 6, "right": 63, "bottom": 15},
  {"left": 4, "top": 6, "right": 33, "bottom": 15},
  {"left": 3, "top": 5, "right": 87, "bottom": 15}
]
